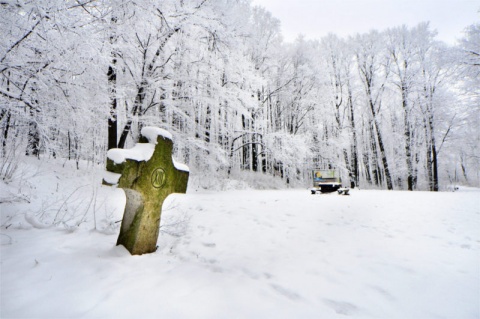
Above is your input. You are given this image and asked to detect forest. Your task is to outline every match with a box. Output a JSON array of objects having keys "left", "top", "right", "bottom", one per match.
[{"left": 1, "top": 0, "right": 479, "bottom": 191}]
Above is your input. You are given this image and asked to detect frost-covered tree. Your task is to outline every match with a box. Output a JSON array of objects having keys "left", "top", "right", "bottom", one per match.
[
  {"left": 450, "top": 23, "right": 480, "bottom": 187},
  {"left": 1, "top": 0, "right": 476, "bottom": 190},
  {"left": 385, "top": 24, "right": 424, "bottom": 190},
  {"left": 352, "top": 31, "right": 393, "bottom": 189},
  {"left": 0, "top": 0, "right": 108, "bottom": 166}
]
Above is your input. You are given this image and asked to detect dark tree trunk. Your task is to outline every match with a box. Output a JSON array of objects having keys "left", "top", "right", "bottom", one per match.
[
  {"left": 426, "top": 104, "right": 439, "bottom": 192},
  {"left": 252, "top": 133, "right": 258, "bottom": 172},
  {"left": 369, "top": 122, "right": 381, "bottom": 186},
  {"left": 118, "top": 82, "right": 147, "bottom": 149},
  {"left": 432, "top": 137, "right": 439, "bottom": 191},
  {"left": 107, "top": 13, "right": 118, "bottom": 151},
  {"left": 2, "top": 73, "right": 12, "bottom": 154},
  {"left": 251, "top": 114, "right": 259, "bottom": 172},
  {"left": 373, "top": 118, "right": 392, "bottom": 189},
  {"left": 26, "top": 121, "right": 40, "bottom": 157},
  {"left": 363, "top": 151, "right": 372, "bottom": 185},
  {"left": 367, "top": 90, "right": 393, "bottom": 189},
  {"left": 348, "top": 88, "right": 359, "bottom": 187},
  {"left": 402, "top": 87, "right": 414, "bottom": 190},
  {"left": 242, "top": 114, "right": 249, "bottom": 170},
  {"left": 205, "top": 106, "right": 211, "bottom": 143},
  {"left": 107, "top": 61, "right": 118, "bottom": 150},
  {"left": 423, "top": 117, "right": 434, "bottom": 190},
  {"left": 118, "top": 120, "right": 132, "bottom": 150},
  {"left": 26, "top": 107, "right": 40, "bottom": 158},
  {"left": 68, "top": 131, "right": 72, "bottom": 160},
  {"left": 1, "top": 110, "right": 11, "bottom": 153}
]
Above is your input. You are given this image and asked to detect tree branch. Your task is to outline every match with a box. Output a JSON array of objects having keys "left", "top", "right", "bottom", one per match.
[
  {"left": 0, "top": 89, "right": 40, "bottom": 112},
  {"left": 1, "top": 19, "right": 42, "bottom": 64}
]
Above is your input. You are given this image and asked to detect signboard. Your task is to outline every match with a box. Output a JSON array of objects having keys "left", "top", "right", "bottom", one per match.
[
  {"left": 313, "top": 169, "right": 338, "bottom": 181},
  {"left": 311, "top": 168, "right": 344, "bottom": 193}
]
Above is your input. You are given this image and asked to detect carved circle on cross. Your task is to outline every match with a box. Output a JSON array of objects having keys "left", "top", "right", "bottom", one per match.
[{"left": 151, "top": 167, "right": 166, "bottom": 189}]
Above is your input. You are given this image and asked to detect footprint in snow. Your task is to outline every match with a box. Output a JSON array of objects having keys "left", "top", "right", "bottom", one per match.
[
  {"left": 270, "top": 284, "right": 302, "bottom": 301},
  {"left": 368, "top": 285, "right": 396, "bottom": 302},
  {"left": 323, "top": 299, "right": 360, "bottom": 316}
]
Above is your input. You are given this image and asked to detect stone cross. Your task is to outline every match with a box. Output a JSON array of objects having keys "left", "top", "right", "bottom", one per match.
[{"left": 104, "top": 127, "right": 189, "bottom": 255}]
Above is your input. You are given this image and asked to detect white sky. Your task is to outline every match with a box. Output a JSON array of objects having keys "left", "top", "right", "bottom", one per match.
[{"left": 251, "top": 0, "right": 480, "bottom": 44}]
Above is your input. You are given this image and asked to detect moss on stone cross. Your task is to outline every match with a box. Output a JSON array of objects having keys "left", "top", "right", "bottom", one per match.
[{"left": 104, "top": 127, "right": 189, "bottom": 255}]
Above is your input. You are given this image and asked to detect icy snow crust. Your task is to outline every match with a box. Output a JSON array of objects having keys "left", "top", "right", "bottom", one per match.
[
  {"left": 172, "top": 157, "right": 190, "bottom": 172},
  {"left": 103, "top": 171, "right": 122, "bottom": 185},
  {"left": 107, "top": 143, "right": 155, "bottom": 164},
  {"left": 1, "top": 158, "right": 479, "bottom": 319},
  {"left": 141, "top": 126, "right": 173, "bottom": 143},
  {"left": 106, "top": 127, "right": 189, "bottom": 172}
]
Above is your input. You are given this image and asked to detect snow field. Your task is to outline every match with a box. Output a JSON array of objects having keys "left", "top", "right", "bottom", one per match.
[
  {"left": 160, "top": 190, "right": 479, "bottom": 318},
  {"left": 1, "top": 182, "right": 479, "bottom": 318}
]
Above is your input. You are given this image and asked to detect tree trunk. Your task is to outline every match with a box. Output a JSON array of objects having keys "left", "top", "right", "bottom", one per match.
[
  {"left": 2, "top": 72, "right": 12, "bottom": 154},
  {"left": 118, "top": 82, "right": 147, "bottom": 149},
  {"left": 366, "top": 87, "right": 393, "bottom": 189},
  {"left": 402, "top": 87, "right": 414, "bottom": 190},
  {"left": 242, "top": 114, "right": 249, "bottom": 170},
  {"left": 373, "top": 118, "right": 392, "bottom": 189},
  {"left": 369, "top": 122, "right": 381, "bottom": 186},
  {"left": 347, "top": 85, "right": 358, "bottom": 187},
  {"left": 118, "top": 120, "right": 133, "bottom": 149},
  {"left": 426, "top": 96, "right": 439, "bottom": 191},
  {"left": 361, "top": 120, "right": 372, "bottom": 186},
  {"left": 26, "top": 107, "right": 40, "bottom": 158},
  {"left": 107, "top": 60, "right": 118, "bottom": 150},
  {"left": 252, "top": 132, "right": 258, "bottom": 172},
  {"left": 1, "top": 110, "right": 11, "bottom": 154},
  {"left": 363, "top": 151, "right": 372, "bottom": 186},
  {"left": 107, "top": 13, "right": 118, "bottom": 151},
  {"left": 431, "top": 125, "right": 439, "bottom": 191},
  {"left": 205, "top": 106, "right": 211, "bottom": 143}
]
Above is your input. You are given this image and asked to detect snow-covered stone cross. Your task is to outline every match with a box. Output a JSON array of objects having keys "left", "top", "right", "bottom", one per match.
[{"left": 103, "top": 127, "right": 189, "bottom": 255}]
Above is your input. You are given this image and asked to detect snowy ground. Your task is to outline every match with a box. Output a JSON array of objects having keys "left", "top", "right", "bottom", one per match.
[{"left": 1, "top": 158, "right": 479, "bottom": 318}]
